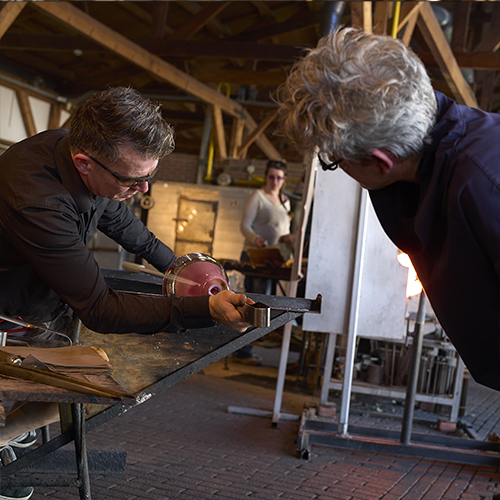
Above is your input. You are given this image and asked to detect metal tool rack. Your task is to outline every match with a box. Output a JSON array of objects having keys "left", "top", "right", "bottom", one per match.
[
  {"left": 0, "top": 270, "right": 321, "bottom": 499},
  {"left": 318, "top": 334, "right": 465, "bottom": 422},
  {"left": 296, "top": 293, "right": 500, "bottom": 468}
]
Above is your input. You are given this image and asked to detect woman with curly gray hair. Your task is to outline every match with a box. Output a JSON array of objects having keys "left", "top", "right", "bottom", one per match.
[{"left": 277, "top": 27, "right": 500, "bottom": 393}]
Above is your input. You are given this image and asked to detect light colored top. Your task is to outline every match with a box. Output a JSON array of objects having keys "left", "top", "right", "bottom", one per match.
[{"left": 240, "top": 189, "right": 291, "bottom": 251}]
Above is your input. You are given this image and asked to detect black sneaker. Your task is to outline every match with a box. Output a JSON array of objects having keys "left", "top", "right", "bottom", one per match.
[
  {"left": 8, "top": 431, "right": 37, "bottom": 449},
  {"left": 0, "top": 446, "right": 34, "bottom": 500}
]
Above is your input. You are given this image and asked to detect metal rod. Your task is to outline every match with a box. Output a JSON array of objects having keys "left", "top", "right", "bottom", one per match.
[
  {"left": 72, "top": 403, "right": 91, "bottom": 499},
  {"left": 320, "top": 332, "right": 337, "bottom": 405},
  {"left": 339, "top": 187, "right": 369, "bottom": 436},
  {"left": 272, "top": 151, "right": 317, "bottom": 426},
  {"left": 400, "top": 291, "right": 427, "bottom": 445},
  {"left": 0, "top": 313, "right": 70, "bottom": 341},
  {"left": 272, "top": 298, "right": 294, "bottom": 426},
  {"left": 121, "top": 261, "right": 200, "bottom": 287}
]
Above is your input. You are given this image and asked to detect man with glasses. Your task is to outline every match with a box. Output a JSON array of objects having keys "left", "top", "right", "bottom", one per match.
[
  {"left": 0, "top": 87, "right": 250, "bottom": 497},
  {"left": 0, "top": 86, "right": 250, "bottom": 336},
  {"left": 277, "top": 26, "right": 500, "bottom": 395}
]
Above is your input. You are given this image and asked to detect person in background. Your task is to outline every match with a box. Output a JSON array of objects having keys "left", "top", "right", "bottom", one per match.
[
  {"left": 276, "top": 26, "right": 500, "bottom": 398},
  {"left": 240, "top": 159, "right": 296, "bottom": 266},
  {"left": 235, "top": 160, "right": 296, "bottom": 365},
  {"left": 0, "top": 86, "right": 250, "bottom": 500}
]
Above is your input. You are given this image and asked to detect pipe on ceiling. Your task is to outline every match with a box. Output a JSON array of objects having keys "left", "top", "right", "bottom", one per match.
[{"left": 320, "top": 1, "right": 346, "bottom": 38}]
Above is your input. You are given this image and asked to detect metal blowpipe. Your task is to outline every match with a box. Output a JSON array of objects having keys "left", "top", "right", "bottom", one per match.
[{"left": 121, "top": 261, "right": 199, "bottom": 287}]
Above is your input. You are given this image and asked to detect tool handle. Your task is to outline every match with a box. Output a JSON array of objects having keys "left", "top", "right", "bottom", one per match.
[
  {"left": 0, "top": 350, "right": 22, "bottom": 364},
  {"left": 0, "top": 362, "right": 133, "bottom": 400},
  {"left": 241, "top": 303, "right": 270, "bottom": 328}
]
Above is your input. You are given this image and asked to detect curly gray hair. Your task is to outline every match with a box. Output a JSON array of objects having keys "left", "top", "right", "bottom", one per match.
[{"left": 276, "top": 27, "right": 438, "bottom": 162}]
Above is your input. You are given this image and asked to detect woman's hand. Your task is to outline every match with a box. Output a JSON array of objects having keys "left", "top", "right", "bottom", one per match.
[
  {"left": 209, "top": 290, "right": 254, "bottom": 332},
  {"left": 254, "top": 236, "right": 266, "bottom": 248},
  {"left": 279, "top": 233, "right": 297, "bottom": 244}
]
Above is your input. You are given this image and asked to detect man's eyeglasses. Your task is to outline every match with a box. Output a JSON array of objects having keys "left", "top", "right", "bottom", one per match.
[
  {"left": 317, "top": 152, "right": 344, "bottom": 172},
  {"left": 80, "top": 149, "right": 158, "bottom": 187},
  {"left": 268, "top": 175, "right": 285, "bottom": 181}
]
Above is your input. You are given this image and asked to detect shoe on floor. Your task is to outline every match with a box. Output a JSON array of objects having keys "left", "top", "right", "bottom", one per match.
[
  {"left": 232, "top": 354, "right": 262, "bottom": 366},
  {"left": 0, "top": 446, "right": 34, "bottom": 500},
  {"left": 8, "top": 430, "right": 37, "bottom": 449}
]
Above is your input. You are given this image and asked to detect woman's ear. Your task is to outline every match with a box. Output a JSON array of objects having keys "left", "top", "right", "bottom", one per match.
[{"left": 372, "top": 149, "right": 393, "bottom": 174}]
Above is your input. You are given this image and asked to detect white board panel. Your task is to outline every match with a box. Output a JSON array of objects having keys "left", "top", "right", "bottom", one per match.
[
  {"left": 303, "top": 167, "right": 407, "bottom": 340},
  {"left": 303, "top": 168, "right": 359, "bottom": 334},
  {"left": 28, "top": 96, "right": 51, "bottom": 134},
  {"left": 356, "top": 201, "right": 407, "bottom": 338},
  {"left": 0, "top": 85, "right": 26, "bottom": 143},
  {"left": 60, "top": 109, "right": 71, "bottom": 128}
]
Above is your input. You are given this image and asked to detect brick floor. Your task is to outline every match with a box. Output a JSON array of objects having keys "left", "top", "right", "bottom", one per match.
[{"left": 21, "top": 356, "right": 500, "bottom": 500}]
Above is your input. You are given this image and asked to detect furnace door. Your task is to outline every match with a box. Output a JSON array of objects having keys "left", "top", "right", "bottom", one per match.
[{"left": 174, "top": 197, "right": 218, "bottom": 256}]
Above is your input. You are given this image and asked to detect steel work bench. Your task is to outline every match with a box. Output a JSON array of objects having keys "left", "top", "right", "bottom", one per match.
[{"left": 0, "top": 270, "right": 321, "bottom": 499}]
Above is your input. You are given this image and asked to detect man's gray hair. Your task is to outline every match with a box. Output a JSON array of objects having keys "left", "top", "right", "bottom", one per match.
[{"left": 277, "top": 27, "right": 437, "bottom": 161}]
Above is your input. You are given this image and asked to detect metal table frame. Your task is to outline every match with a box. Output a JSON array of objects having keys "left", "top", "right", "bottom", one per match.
[{"left": 0, "top": 292, "right": 320, "bottom": 499}]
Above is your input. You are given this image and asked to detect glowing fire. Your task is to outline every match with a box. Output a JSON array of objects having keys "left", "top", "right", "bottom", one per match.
[{"left": 397, "top": 252, "right": 423, "bottom": 297}]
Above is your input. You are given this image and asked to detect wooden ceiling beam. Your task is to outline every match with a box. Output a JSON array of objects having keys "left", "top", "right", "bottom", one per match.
[
  {"left": 450, "top": 1, "right": 471, "bottom": 53},
  {"left": 119, "top": 2, "right": 174, "bottom": 36},
  {"left": 150, "top": 2, "right": 170, "bottom": 42},
  {"left": 148, "top": 39, "right": 304, "bottom": 61},
  {"left": 229, "top": 117, "right": 245, "bottom": 159},
  {"left": 418, "top": 51, "right": 500, "bottom": 71},
  {"left": 193, "top": 67, "right": 287, "bottom": 86},
  {"left": 0, "top": 33, "right": 101, "bottom": 51},
  {"left": 251, "top": 2, "right": 279, "bottom": 20},
  {"left": 0, "top": 34, "right": 305, "bottom": 62},
  {"left": 237, "top": 110, "right": 277, "bottom": 158},
  {"left": 171, "top": 2, "right": 230, "bottom": 40},
  {"left": 416, "top": 2, "right": 477, "bottom": 108},
  {"left": 177, "top": 1, "right": 230, "bottom": 37},
  {"left": 48, "top": 102, "right": 64, "bottom": 130},
  {"left": 32, "top": 1, "right": 280, "bottom": 159},
  {"left": 16, "top": 90, "right": 37, "bottom": 138},
  {"left": 479, "top": 70, "right": 496, "bottom": 112},
  {"left": 350, "top": 2, "right": 372, "bottom": 34},
  {"left": 229, "top": 9, "right": 320, "bottom": 43},
  {"left": 372, "top": 2, "right": 391, "bottom": 35},
  {"left": 0, "top": 2, "right": 27, "bottom": 39},
  {"left": 397, "top": 2, "right": 421, "bottom": 47},
  {"left": 212, "top": 105, "right": 227, "bottom": 161},
  {"left": 397, "top": 2, "right": 422, "bottom": 33},
  {"left": 473, "top": 2, "right": 500, "bottom": 53},
  {"left": 2, "top": 50, "right": 75, "bottom": 82}
]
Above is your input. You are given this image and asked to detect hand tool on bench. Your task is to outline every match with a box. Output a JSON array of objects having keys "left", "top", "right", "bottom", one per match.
[{"left": 0, "top": 350, "right": 133, "bottom": 401}]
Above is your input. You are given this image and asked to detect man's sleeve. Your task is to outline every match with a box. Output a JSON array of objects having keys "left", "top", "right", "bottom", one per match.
[
  {"left": 7, "top": 203, "right": 211, "bottom": 334},
  {"left": 97, "top": 200, "right": 176, "bottom": 273}
]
